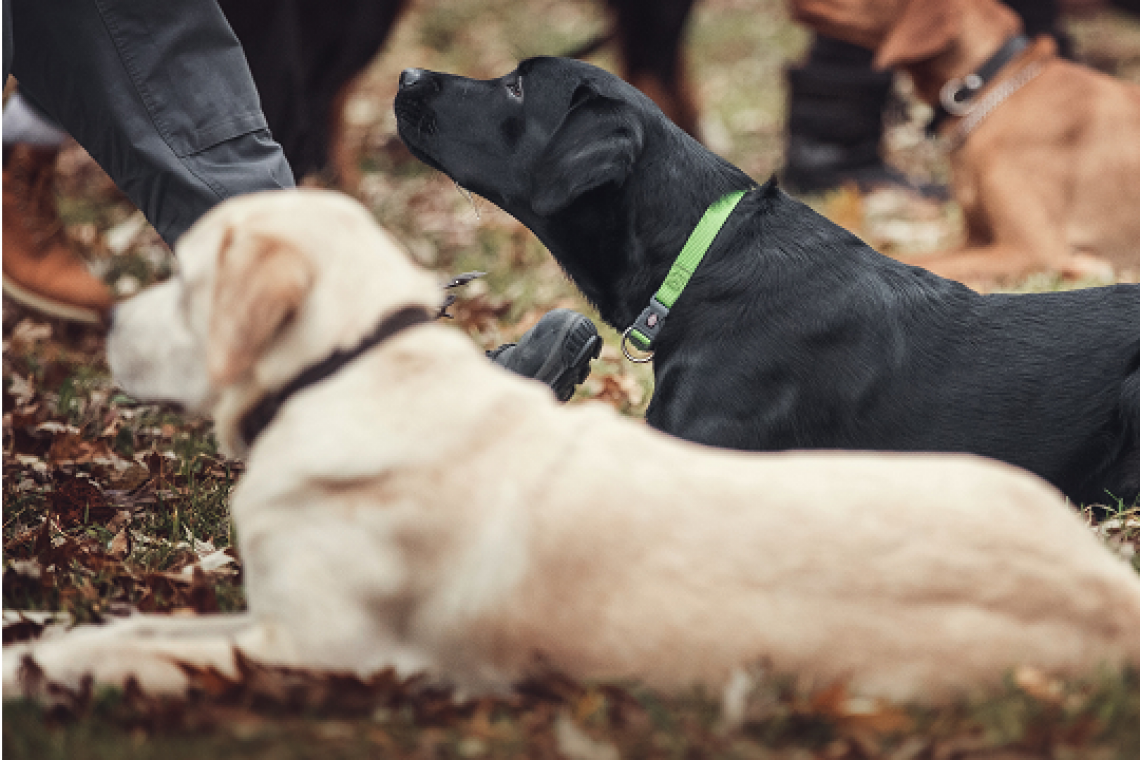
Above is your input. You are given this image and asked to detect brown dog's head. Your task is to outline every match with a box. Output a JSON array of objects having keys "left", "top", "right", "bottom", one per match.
[{"left": 791, "top": 0, "right": 1020, "bottom": 73}]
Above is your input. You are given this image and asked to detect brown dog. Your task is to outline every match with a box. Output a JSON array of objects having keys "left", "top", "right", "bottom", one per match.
[{"left": 791, "top": 0, "right": 1140, "bottom": 285}]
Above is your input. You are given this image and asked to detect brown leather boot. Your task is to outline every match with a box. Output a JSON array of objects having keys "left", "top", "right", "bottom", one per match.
[{"left": 2, "top": 144, "right": 114, "bottom": 324}]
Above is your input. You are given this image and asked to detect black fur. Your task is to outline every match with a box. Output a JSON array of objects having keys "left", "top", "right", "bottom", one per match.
[{"left": 396, "top": 56, "right": 1140, "bottom": 507}]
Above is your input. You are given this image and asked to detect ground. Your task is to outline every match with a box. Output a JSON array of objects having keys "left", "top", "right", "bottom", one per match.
[{"left": 4, "top": 0, "right": 1140, "bottom": 757}]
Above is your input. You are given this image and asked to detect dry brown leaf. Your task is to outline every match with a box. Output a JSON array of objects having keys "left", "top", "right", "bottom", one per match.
[
  {"left": 108, "top": 526, "right": 132, "bottom": 560},
  {"left": 451, "top": 293, "right": 512, "bottom": 337},
  {"left": 50, "top": 478, "right": 115, "bottom": 526},
  {"left": 555, "top": 711, "right": 619, "bottom": 760},
  {"left": 2, "top": 614, "right": 46, "bottom": 645},
  {"left": 50, "top": 475, "right": 116, "bottom": 526},
  {"left": 10, "top": 319, "right": 53, "bottom": 351},
  {"left": 8, "top": 403, "right": 45, "bottom": 429},
  {"left": 1014, "top": 666, "right": 1064, "bottom": 705},
  {"left": 78, "top": 578, "right": 99, "bottom": 602},
  {"left": 589, "top": 373, "right": 644, "bottom": 411},
  {"left": 46, "top": 434, "right": 121, "bottom": 467}
]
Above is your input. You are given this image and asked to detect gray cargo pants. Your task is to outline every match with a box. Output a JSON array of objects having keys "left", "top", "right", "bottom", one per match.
[{"left": 3, "top": 0, "right": 294, "bottom": 246}]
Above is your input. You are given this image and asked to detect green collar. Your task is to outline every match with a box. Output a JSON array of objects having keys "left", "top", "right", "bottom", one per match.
[{"left": 621, "top": 189, "right": 748, "bottom": 362}]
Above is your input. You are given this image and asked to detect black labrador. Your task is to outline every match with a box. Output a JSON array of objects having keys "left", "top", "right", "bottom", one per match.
[{"left": 394, "top": 56, "right": 1140, "bottom": 508}]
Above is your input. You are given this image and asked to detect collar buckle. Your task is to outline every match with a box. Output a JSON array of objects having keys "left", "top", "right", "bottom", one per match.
[
  {"left": 622, "top": 297, "right": 669, "bottom": 362},
  {"left": 939, "top": 73, "right": 985, "bottom": 116}
]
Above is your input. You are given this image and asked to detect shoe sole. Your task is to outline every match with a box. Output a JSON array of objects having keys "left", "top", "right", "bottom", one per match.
[
  {"left": 541, "top": 318, "right": 603, "bottom": 403},
  {"left": 2, "top": 275, "right": 107, "bottom": 325}
]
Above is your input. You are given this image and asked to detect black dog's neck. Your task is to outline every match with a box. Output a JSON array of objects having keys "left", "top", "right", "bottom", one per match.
[{"left": 532, "top": 130, "right": 756, "bottom": 330}]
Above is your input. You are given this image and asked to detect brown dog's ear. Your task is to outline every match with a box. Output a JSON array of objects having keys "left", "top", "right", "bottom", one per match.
[
  {"left": 207, "top": 228, "right": 314, "bottom": 386},
  {"left": 874, "top": 0, "right": 961, "bottom": 70},
  {"left": 530, "top": 84, "right": 645, "bottom": 216}
]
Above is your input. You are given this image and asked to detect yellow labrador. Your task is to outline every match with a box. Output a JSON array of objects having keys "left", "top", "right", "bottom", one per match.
[{"left": 6, "top": 189, "right": 1140, "bottom": 704}]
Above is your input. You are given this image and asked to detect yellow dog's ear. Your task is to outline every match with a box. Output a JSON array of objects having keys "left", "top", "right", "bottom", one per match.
[
  {"left": 207, "top": 227, "right": 314, "bottom": 386},
  {"left": 874, "top": 0, "right": 961, "bottom": 70}
]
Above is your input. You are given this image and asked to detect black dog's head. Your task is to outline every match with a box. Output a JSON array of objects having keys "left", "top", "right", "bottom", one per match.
[
  {"left": 395, "top": 57, "right": 754, "bottom": 327},
  {"left": 395, "top": 57, "right": 665, "bottom": 221}
]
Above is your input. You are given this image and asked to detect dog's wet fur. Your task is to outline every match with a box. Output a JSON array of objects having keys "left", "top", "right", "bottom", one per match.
[{"left": 395, "top": 56, "right": 1140, "bottom": 506}]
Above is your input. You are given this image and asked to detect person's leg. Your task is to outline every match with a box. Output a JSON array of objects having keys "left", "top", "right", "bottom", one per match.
[
  {"left": 9, "top": 0, "right": 294, "bottom": 249},
  {"left": 781, "top": 35, "right": 903, "bottom": 195},
  {"left": 216, "top": 0, "right": 313, "bottom": 176}
]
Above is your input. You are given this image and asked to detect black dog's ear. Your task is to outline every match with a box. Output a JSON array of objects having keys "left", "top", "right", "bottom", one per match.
[{"left": 531, "top": 84, "right": 645, "bottom": 216}]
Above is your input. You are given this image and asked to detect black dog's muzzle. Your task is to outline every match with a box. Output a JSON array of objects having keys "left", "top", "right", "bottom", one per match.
[{"left": 395, "top": 68, "right": 440, "bottom": 138}]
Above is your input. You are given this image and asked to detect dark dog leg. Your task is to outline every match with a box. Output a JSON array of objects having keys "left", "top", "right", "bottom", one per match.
[
  {"left": 607, "top": 0, "right": 701, "bottom": 139},
  {"left": 220, "top": 0, "right": 311, "bottom": 172},
  {"left": 296, "top": 0, "right": 410, "bottom": 184},
  {"left": 221, "top": 0, "right": 408, "bottom": 181}
]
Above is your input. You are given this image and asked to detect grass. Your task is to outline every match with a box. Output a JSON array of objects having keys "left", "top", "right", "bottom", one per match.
[
  {"left": 5, "top": 0, "right": 1140, "bottom": 756},
  {"left": 5, "top": 661, "right": 1140, "bottom": 758}
]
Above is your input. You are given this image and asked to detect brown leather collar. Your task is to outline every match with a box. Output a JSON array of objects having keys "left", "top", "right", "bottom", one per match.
[
  {"left": 238, "top": 305, "right": 433, "bottom": 448},
  {"left": 927, "top": 33, "right": 1030, "bottom": 136}
]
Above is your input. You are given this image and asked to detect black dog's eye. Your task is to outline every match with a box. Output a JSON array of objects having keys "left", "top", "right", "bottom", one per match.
[{"left": 506, "top": 76, "right": 523, "bottom": 100}]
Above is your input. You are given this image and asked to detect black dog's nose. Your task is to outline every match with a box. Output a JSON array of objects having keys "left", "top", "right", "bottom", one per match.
[{"left": 399, "top": 68, "right": 427, "bottom": 90}]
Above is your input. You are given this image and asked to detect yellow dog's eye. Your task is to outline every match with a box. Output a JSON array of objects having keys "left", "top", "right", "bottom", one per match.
[{"left": 506, "top": 77, "right": 523, "bottom": 99}]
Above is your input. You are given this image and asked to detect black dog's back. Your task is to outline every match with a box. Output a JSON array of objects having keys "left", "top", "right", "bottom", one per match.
[{"left": 650, "top": 186, "right": 1140, "bottom": 505}]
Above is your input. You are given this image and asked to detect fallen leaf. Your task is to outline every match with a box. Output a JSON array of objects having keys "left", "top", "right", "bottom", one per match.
[
  {"left": 47, "top": 434, "right": 121, "bottom": 466},
  {"left": 108, "top": 527, "right": 131, "bottom": 560},
  {"left": 36, "top": 421, "right": 81, "bottom": 436},
  {"left": 555, "top": 711, "right": 619, "bottom": 760},
  {"left": 50, "top": 475, "right": 116, "bottom": 526},
  {"left": 1014, "top": 666, "right": 1064, "bottom": 705},
  {"left": 106, "top": 510, "right": 133, "bottom": 534},
  {"left": 588, "top": 372, "right": 645, "bottom": 411},
  {"left": 10, "top": 319, "right": 53, "bottom": 350}
]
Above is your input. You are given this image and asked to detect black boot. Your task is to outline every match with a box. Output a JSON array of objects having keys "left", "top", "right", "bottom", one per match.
[
  {"left": 782, "top": 36, "right": 921, "bottom": 195},
  {"left": 1001, "top": 0, "right": 1075, "bottom": 59},
  {"left": 1111, "top": 0, "right": 1140, "bottom": 16},
  {"left": 488, "top": 309, "right": 602, "bottom": 402}
]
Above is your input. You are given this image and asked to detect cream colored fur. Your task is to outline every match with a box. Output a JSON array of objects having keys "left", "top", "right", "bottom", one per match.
[{"left": 7, "top": 189, "right": 1140, "bottom": 704}]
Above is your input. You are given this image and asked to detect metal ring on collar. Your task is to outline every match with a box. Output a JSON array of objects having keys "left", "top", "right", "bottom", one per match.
[
  {"left": 621, "top": 326, "right": 655, "bottom": 363},
  {"left": 940, "top": 74, "right": 984, "bottom": 116}
]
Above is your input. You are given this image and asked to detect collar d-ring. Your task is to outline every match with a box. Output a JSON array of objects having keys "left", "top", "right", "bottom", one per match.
[
  {"left": 939, "top": 73, "right": 984, "bottom": 116},
  {"left": 621, "top": 326, "right": 654, "bottom": 363}
]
